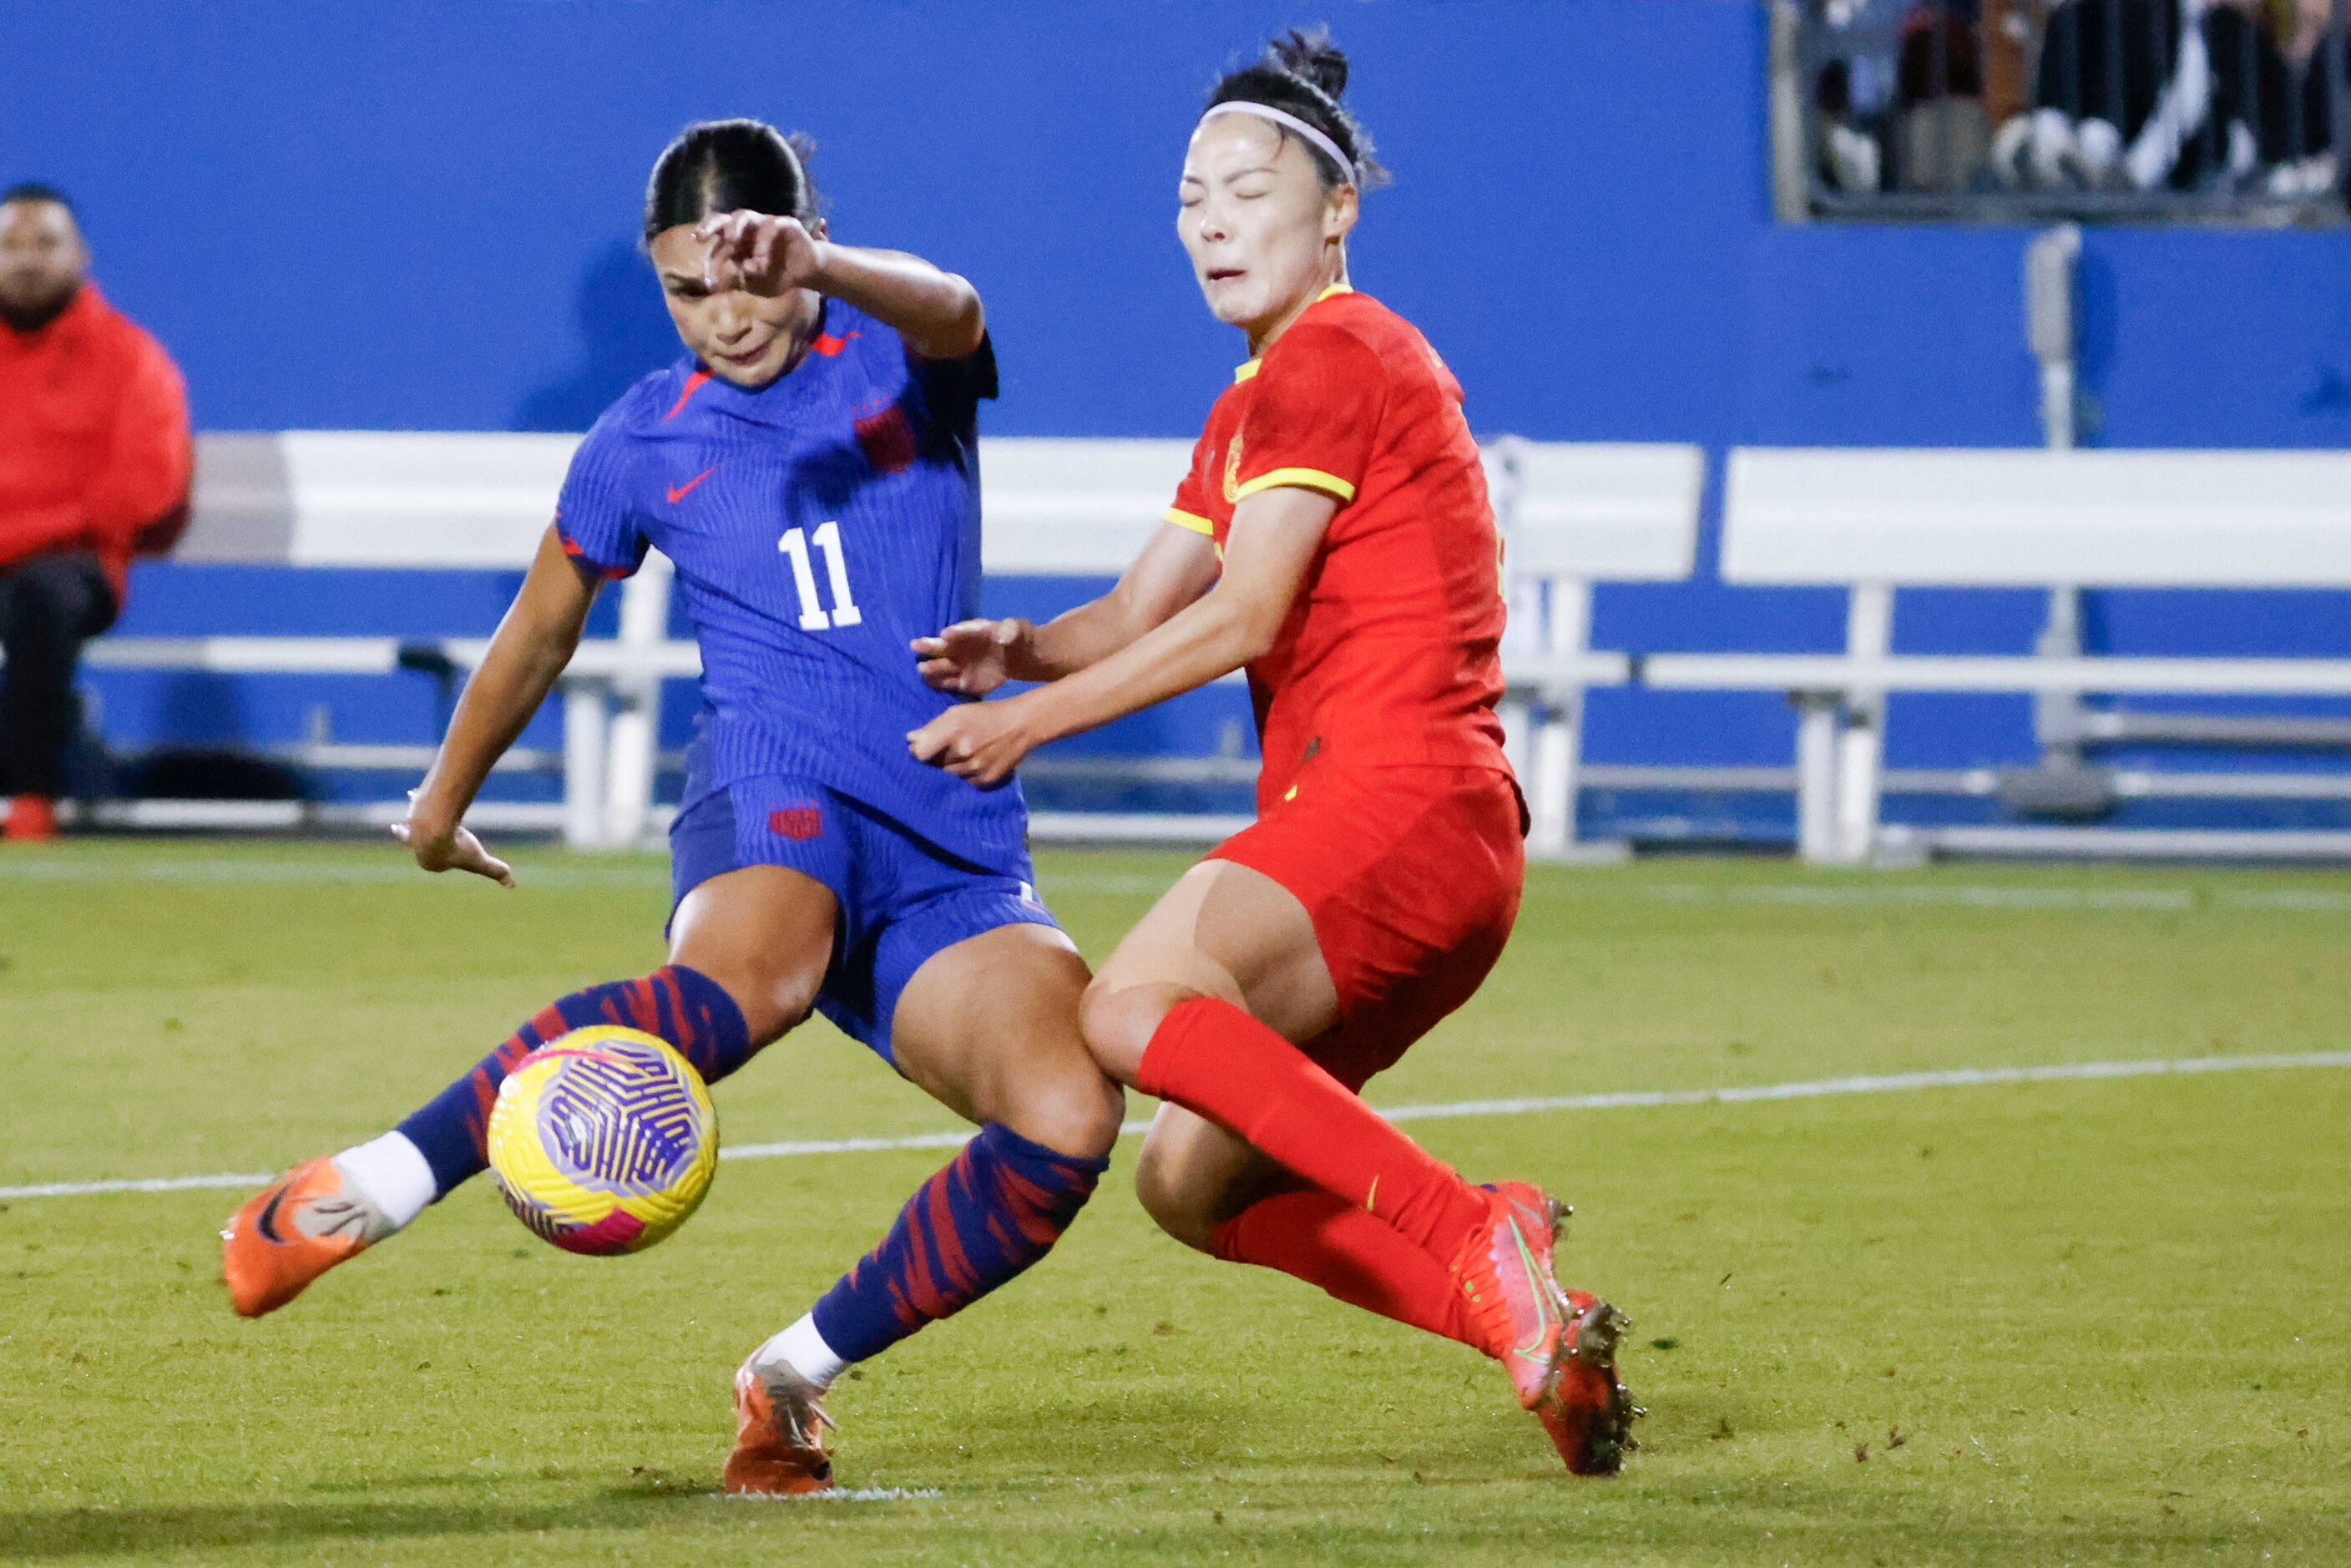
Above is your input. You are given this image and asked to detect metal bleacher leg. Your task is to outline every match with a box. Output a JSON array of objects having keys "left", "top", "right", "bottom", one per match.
[
  {"left": 1834, "top": 584, "right": 1893, "bottom": 865},
  {"left": 564, "top": 682, "right": 609, "bottom": 850},
  {"left": 1531, "top": 709, "right": 1576, "bottom": 854},
  {"left": 1499, "top": 698, "right": 1531, "bottom": 779},
  {"left": 1528, "top": 577, "right": 1594, "bottom": 858},
  {"left": 1795, "top": 692, "right": 1842, "bottom": 863},
  {"left": 1835, "top": 710, "right": 1883, "bottom": 864},
  {"left": 1490, "top": 435, "right": 1545, "bottom": 834},
  {"left": 601, "top": 554, "right": 673, "bottom": 847}
]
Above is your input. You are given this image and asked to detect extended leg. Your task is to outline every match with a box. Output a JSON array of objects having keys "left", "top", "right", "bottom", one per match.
[
  {"left": 221, "top": 866, "right": 832, "bottom": 1317},
  {"left": 1135, "top": 1103, "right": 1479, "bottom": 1348},
  {"left": 1079, "top": 859, "right": 1494, "bottom": 1267},
  {"left": 1078, "top": 858, "right": 1592, "bottom": 1428},
  {"left": 727, "top": 922, "right": 1121, "bottom": 1495}
]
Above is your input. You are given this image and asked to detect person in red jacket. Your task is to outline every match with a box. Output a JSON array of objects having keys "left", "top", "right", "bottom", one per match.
[{"left": 0, "top": 183, "right": 192, "bottom": 841}]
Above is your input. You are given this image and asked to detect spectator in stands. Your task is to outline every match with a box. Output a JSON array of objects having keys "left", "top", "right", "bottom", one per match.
[
  {"left": 0, "top": 183, "right": 191, "bottom": 842},
  {"left": 1896, "top": 3, "right": 1993, "bottom": 190},
  {"left": 1806, "top": 0, "right": 1912, "bottom": 191},
  {"left": 1808, "top": 0, "right": 1995, "bottom": 194},
  {"left": 2268, "top": 0, "right": 2349, "bottom": 194},
  {"left": 1993, "top": 0, "right": 2288, "bottom": 191}
]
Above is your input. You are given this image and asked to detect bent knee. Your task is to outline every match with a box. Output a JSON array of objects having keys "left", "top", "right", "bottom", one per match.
[
  {"left": 1132, "top": 1147, "right": 1222, "bottom": 1253},
  {"left": 685, "top": 959, "right": 818, "bottom": 1048},
  {"left": 1079, "top": 979, "right": 1186, "bottom": 1083},
  {"left": 1001, "top": 1070, "right": 1125, "bottom": 1163}
]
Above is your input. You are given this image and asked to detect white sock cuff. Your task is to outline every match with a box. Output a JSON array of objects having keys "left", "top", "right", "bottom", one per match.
[
  {"left": 331, "top": 1131, "right": 437, "bottom": 1231},
  {"left": 753, "top": 1313, "right": 849, "bottom": 1389}
]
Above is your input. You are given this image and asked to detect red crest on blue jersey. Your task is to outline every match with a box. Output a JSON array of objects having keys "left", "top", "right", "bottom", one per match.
[
  {"left": 768, "top": 804, "right": 824, "bottom": 841},
  {"left": 855, "top": 406, "right": 917, "bottom": 474}
]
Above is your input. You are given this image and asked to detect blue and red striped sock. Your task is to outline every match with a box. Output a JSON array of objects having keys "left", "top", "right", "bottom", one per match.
[
  {"left": 394, "top": 964, "right": 752, "bottom": 1198},
  {"left": 808, "top": 1123, "right": 1106, "bottom": 1365}
]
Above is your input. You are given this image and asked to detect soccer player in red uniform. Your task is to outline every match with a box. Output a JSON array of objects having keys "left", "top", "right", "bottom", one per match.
[{"left": 910, "top": 33, "right": 1637, "bottom": 1473}]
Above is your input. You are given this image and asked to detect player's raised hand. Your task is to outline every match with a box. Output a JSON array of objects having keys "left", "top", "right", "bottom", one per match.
[
  {"left": 694, "top": 210, "right": 824, "bottom": 297},
  {"left": 392, "top": 792, "right": 517, "bottom": 888},
  {"left": 908, "top": 697, "right": 1037, "bottom": 788},
  {"left": 913, "top": 617, "right": 1033, "bottom": 695}
]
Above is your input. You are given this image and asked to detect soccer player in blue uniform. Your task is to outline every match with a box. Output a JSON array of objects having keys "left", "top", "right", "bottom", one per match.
[{"left": 219, "top": 120, "right": 1124, "bottom": 1495}]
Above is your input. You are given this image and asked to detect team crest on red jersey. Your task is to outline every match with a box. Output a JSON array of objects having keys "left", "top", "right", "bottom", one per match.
[
  {"left": 767, "top": 804, "right": 824, "bottom": 841},
  {"left": 1222, "top": 432, "right": 1245, "bottom": 503}
]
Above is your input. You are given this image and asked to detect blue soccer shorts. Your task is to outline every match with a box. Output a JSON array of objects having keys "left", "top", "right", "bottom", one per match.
[{"left": 668, "top": 772, "right": 1060, "bottom": 1065}]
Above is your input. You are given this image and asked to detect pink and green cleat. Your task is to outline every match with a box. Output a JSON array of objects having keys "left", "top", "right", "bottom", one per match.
[
  {"left": 1451, "top": 1180, "right": 1571, "bottom": 1409},
  {"left": 1463, "top": 1181, "right": 1643, "bottom": 1474},
  {"left": 1537, "top": 1289, "right": 1642, "bottom": 1475}
]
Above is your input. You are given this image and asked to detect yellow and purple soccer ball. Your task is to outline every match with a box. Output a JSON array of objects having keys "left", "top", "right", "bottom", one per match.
[{"left": 486, "top": 1025, "right": 719, "bottom": 1256}]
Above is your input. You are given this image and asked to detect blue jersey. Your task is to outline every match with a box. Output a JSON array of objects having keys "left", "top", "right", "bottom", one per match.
[{"left": 554, "top": 301, "right": 1024, "bottom": 871}]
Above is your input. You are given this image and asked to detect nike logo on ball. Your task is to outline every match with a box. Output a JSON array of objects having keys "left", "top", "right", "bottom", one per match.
[{"left": 667, "top": 468, "right": 716, "bottom": 503}]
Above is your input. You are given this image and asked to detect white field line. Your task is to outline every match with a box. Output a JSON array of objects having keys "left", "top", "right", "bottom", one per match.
[
  {"left": 726, "top": 1485, "right": 942, "bottom": 1503},
  {"left": 8, "top": 857, "right": 2351, "bottom": 913},
  {"left": 6, "top": 1050, "right": 2346, "bottom": 1204}
]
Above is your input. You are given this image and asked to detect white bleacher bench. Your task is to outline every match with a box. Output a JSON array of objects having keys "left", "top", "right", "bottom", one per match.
[
  {"left": 88, "top": 431, "right": 1701, "bottom": 851},
  {"left": 1485, "top": 438, "right": 1706, "bottom": 856},
  {"left": 1680, "top": 448, "right": 2351, "bottom": 863}
]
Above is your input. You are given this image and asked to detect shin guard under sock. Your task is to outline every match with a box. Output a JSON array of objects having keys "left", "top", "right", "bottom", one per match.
[
  {"left": 810, "top": 1123, "right": 1106, "bottom": 1365},
  {"left": 394, "top": 964, "right": 752, "bottom": 1197},
  {"left": 1135, "top": 995, "right": 1490, "bottom": 1263},
  {"left": 1213, "top": 1185, "right": 1480, "bottom": 1348}
]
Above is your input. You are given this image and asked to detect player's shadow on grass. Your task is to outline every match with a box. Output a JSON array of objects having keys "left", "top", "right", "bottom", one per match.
[
  {"left": 0, "top": 1475, "right": 2322, "bottom": 1560},
  {"left": 0, "top": 1490, "right": 728, "bottom": 1560},
  {"left": 513, "top": 239, "right": 680, "bottom": 433}
]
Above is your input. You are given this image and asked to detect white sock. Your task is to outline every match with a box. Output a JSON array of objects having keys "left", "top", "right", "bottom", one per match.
[
  {"left": 331, "top": 1131, "right": 437, "bottom": 1232},
  {"left": 752, "top": 1314, "right": 849, "bottom": 1389}
]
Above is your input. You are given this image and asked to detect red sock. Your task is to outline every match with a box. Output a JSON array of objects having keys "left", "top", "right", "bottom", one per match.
[
  {"left": 1214, "top": 1186, "right": 1479, "bottom": 1348},
  {"left": 1135, "top": 996, "right": 1491, "bottom": 1263}
]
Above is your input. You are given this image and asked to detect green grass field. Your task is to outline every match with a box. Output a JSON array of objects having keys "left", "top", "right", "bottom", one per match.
[{"left": 3, "top": 840, "right": 2347, "bottom": 1565}]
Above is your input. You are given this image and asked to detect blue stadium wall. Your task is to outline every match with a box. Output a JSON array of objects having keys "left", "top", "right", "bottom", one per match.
[{"left": 8, "top": 1, "right": 2348, "bottom": 835}]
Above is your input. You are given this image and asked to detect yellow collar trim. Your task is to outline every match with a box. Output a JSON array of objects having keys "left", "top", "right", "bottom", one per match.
[{"left": 1233, "top": 285, "right": 1355, "bottom": 382}]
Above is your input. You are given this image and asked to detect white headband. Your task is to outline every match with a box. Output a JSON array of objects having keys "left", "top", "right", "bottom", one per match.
[{"left": 1198, "top": 101, "right": 1358, "bottom": 188}]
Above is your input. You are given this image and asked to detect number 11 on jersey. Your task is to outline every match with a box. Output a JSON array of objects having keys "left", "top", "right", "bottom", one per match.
[{"left": 779, "top": 522, "right": 862, "bottom": 631}]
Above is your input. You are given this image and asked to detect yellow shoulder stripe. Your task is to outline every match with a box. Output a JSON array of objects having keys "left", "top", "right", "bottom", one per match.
[
  {"left": 1232, "top": 358, "right": 1262, "bottom": 383},
  {"left": 1162, "top": 507, "right": 1216, "bottom": 536},
  {"left": 1233, "top": 468, "right": 1358, "bottom": 504}
]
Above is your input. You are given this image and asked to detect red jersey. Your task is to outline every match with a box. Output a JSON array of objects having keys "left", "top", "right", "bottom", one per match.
[
  {"left": 1166, "top": 287, "right": 1509, "bottom": 792},
  {"left": 0, "top": 284, "right": 193, "bottom": 594}
]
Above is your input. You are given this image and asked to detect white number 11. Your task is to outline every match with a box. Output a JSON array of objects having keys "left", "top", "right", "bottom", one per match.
[{"left": 778, "top": 522, "right": 862, "bottom": 631}]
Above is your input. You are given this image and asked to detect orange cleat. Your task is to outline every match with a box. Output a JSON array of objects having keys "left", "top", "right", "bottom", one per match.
[
  {"left": 1451, "top": 1181, "right": 1570, "bottom": 1410},
  {"left": 3, "top": 796, "right": 58, "bottom": 842},
  {"left": 1536, "top": 1290, "right": 1643, "bottom": 1476},
  {"left": 723, "top": 1355, "right": 837, "bottom": 1495},
  {"left": 219, "top": 1156, "right": 387, "bottom": 1317}
]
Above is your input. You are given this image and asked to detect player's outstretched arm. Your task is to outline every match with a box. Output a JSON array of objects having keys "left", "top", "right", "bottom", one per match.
[
  {"left": 913, "top": 523, "right": 1221, "bottom": 695},
  {"left": 695, "top": 210, "right": 984, "bottom": 362},
  {"left": 395, "top": 525, "right": 602, "bottom": 885},
  {"left": 909, "top": 487, "right": 1335, "bottom": 785}
]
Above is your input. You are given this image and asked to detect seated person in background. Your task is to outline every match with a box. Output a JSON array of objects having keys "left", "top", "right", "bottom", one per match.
[
  {"left": 1895, "top": 3, "right": 1992, "bottom": 192},
  {"left": 1995, "top": 0, "right": 2288, "bottom": 192},
  {"left": 0, "top": 183, "right": 191, "bottom": 842},
  {"left": 2270, "top": 0, "right": 2348, "bottom": 195}
]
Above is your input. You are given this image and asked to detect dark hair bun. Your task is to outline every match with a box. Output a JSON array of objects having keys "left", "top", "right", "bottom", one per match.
[
  {"left": 1268, "top": 28, "right": 1350, "bottom": 101},
  {"left": 643, "top": 119, "right": 822, "bottom": 243},
  {"left": 1205, "top": 28, "right": 1388, "bottom": 190}
]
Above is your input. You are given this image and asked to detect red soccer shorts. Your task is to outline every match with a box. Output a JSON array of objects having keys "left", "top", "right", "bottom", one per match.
[{"left": 1207, "top": 762, "right": 1528, "bottom": 1093}]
